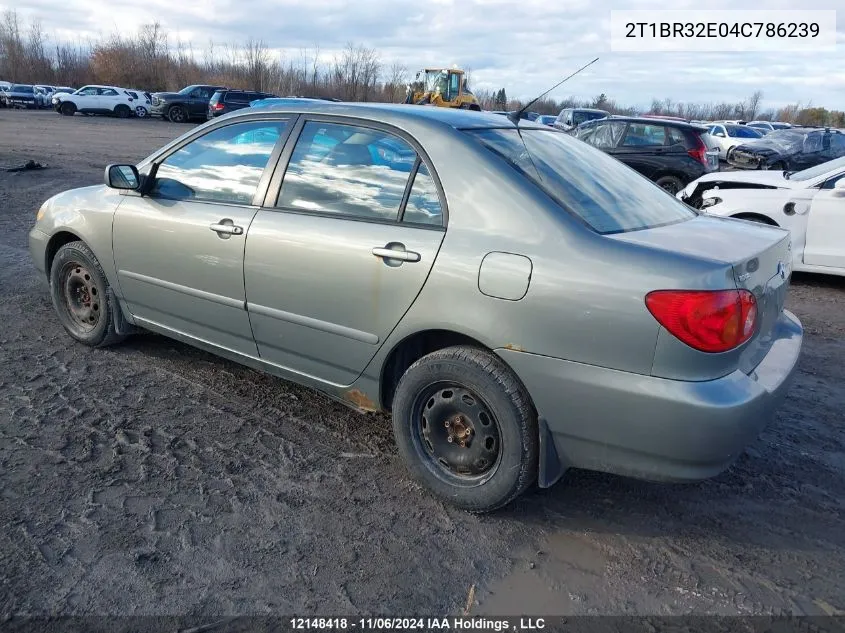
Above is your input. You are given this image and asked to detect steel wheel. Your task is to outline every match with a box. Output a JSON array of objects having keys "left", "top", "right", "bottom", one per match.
[
  {"left": 411, "top": 382, "right": 502, "bottom": 486},
  {"left": 59, "top": 261, "right": 101, "bottom": 333}
]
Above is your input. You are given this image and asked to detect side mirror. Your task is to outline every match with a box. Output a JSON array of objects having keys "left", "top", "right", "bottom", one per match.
[
  {"left": 105, "top": 164, "right": 140, "bottom": 190},
  {"left": 834, "top": 179, "right": 845, "bottom": 192}
]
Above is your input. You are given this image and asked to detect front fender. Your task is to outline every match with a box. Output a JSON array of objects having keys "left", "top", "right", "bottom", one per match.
[{"left": 34, "top": 185, "right": 124, "bottom": 293}]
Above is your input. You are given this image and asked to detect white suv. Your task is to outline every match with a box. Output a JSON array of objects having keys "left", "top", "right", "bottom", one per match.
[{"left": 52, "top": 85, "right": 138, "bottom": 118}]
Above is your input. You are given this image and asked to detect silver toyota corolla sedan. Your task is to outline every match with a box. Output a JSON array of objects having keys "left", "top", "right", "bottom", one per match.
[{"left": 29, "top": 103, "right": 803, "bottom": 512}]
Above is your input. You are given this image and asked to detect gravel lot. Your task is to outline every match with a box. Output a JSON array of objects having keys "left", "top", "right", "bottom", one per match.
[{"left": 1, "top": 110, "right": 844, "bottom": 618}]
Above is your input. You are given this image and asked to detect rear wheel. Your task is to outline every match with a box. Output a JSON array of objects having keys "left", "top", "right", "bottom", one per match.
[
  {"left": 60, "top": 102, "right": 76, "bottom": 116},
  {"left": 114, "top": 104, "right": 131, "bottom": 119},
  {"left": 134, "top": 105, "right": 148, "bottom": 118},
  {"left": 391, "top": 346, "right": 538, "bottom": 512},
  {"left": 167, "top": 104, "right": 187, "bottom": 123},
  {"left": 655, "top": 175, "right": 684, "bottom": 194},
  {"left": 49, "top": 241, "right": 125, "bottom": 348}
]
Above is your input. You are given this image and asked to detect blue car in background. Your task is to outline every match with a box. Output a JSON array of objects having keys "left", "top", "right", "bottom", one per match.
[{"left": 249, "top": 96, "right": 342, "bottom": 108}]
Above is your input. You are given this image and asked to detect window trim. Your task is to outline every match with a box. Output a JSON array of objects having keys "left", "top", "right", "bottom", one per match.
[
  {"left": 261, "top": 114, "right": 448, "bottom": 230},
  {"left": 136, "top": 114, "right": 297, "bottom": 208}
]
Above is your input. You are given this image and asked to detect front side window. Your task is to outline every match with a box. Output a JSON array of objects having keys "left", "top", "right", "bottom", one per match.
[
  {"left": 77, "top": 86, "right": 97, "bottom": 96},
  {"left": 277, "top": 121, "right": 417, "bottom": 222},
  {"left": 152, "top": 120, "right": 287, "bottom": 204},
  {"left": 466, "top": 128, "right": 695, "bottom": 234},
  {"left": 403, "top": 164, "right": 443, "bottom": 226},
  {"left": 622, "top": 124, "right": 666, "bottom": 147}
]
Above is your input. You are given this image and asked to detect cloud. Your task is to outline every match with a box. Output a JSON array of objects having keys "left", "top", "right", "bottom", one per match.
[{"left": 8, "top": 0, "right": 845, "bottom": 109}]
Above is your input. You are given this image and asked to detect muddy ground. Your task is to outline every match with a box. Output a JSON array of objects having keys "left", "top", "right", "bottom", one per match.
[{"left": 1, "top": 110, "right": 844, "bottom": 618}]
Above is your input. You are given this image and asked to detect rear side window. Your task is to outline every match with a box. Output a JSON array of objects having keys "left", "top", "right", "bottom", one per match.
[
  {"left": 125, "top": 91, "right": 138, "bottom": 99},
  {"left": 152, "top": 120, "right": 287, "bottom": 204},
  {"left": 622, "top": 124, "right": 666, "bottom": 147},
  {"left": 667, "top": 127, "right": 687, "bottom": 146},
  {"left": 466, "top": 128, "right": 695, "bottom": 234},
  {"left": 403, "top": 164, "right": 443, "bottom": 226},
  {"left": 277, "top": 121, "right": 418, "bottom": 222}
]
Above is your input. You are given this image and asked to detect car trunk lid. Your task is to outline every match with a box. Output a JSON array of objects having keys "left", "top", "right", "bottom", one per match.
[{"left": 610, "top": 214, "right": 792, "bottom": 376}]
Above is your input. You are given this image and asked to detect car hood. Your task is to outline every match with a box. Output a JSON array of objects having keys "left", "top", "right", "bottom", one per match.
[
  {"left": 152, "top": 92, "right": 181, "bottom": 100},
  {"left": 686, "top": 170, "right": 805, "bottom": 189}
]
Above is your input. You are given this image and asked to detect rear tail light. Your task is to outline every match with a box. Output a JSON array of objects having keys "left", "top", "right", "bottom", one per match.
[
  {"left": 687, "top": 136, "right": 709, "bottom": 166},
  {"left": 645, "top": 289, "right": 757, "bottom": 353},
  {"left": 211, "top": 102, "right": 225, "bottom": 111}
]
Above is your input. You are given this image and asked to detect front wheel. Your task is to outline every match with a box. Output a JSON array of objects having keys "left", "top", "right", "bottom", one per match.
[
  {"left": 392, "top": 346, "right": 538, "bottom": 512},
  {"left": 49, "top": 241, "right": 126, "bottom": 348},
  {"left": 60, "top": 102, "right": 76, "bottom": 116},
  {"left": 167, "top": 105, "right": 187, "bottom": 123}
]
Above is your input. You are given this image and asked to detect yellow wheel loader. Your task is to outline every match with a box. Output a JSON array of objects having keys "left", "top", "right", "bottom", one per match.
[{"left": 404, "top": 68, "right": 481, "bottom": 110}]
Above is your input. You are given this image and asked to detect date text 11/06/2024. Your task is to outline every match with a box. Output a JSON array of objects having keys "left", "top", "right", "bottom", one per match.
[{"left": 290, "top": 617, "right": 547, "bottom": 631}]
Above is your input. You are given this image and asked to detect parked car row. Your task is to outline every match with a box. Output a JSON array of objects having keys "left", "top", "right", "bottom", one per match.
[
  {"left": 0, "top": 83, "right": 76, "bottom": 109},
  {"left": 52, "top": 85, "right": 153, "bottom": 118}
]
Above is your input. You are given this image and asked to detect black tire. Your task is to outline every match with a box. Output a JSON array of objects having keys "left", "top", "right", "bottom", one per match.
[
  {"left": 655, "top": 175, "right": 684, "bottom": 194},
  {"left": 167, "top": 104, "right": 187, "bottom": 123},
  {"left": 60, "top": 102, "right": 76, "bottom": 116},
  {"left": 392, "top": 345, "right": 538, "bottom": 512},
  {"left": 114, "top": 104, "right": 131, "bottom": 119},
  {"left": 49, "top": 241, "right": 126, "bottom": 348},
  {"left": 134, "top": 105, "right": 148, "bottom": 118}
]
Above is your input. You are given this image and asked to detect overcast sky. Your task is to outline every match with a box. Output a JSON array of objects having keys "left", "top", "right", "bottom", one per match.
[{"left": 6, "top": 0, "right": 845, "bottom": 110}]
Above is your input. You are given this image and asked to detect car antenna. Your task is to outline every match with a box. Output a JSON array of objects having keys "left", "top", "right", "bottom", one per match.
[{"left": 508, "top": 57, "right": 600, "bottom": 126}]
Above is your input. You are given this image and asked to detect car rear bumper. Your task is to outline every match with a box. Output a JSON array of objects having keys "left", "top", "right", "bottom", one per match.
[{"left": 497, "top": 310, "right": 803, "bottom": 483}]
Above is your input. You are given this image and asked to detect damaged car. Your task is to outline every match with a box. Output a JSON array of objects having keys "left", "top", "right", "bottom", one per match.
[
  {"left": 678, "top": 156, "right": 845, "bottom": 276},
  {"left": 727, "top": 127, "right": 845, "bottom": 171}
]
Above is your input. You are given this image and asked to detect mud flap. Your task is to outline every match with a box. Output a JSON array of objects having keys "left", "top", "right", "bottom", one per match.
[
  {"left": 538, "top": 418, "right": 566, "bottom": 488},
  {"left": 108, "top": 288, "right": 136, "bottom": 336}
]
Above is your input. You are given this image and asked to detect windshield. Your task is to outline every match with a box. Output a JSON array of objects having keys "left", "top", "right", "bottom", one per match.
[
  {"left": 466, "top": 128, "right": 696, "bottom": 234},
  {"left": 424, "top": 71, "right": 448, "bottom": 94},
  {"left": 789, "top": 156, "right": 845, "bottom": 182},
  {"left": 178, "top": 86, "right": 197, "bottom": 95},
  {"left": 727, "top": 125, "right": 763, "bottom": 138},
  {"left": 573, "top": 111, "right": 608, "bottom": 126}
]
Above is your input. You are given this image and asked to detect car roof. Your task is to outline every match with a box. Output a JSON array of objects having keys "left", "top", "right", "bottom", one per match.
[
  {"left": 602, "top": 116, "right": 706, "bottom": 130},
  {"left": 231, "top": 102, "right": 528, "bottom": 130}
]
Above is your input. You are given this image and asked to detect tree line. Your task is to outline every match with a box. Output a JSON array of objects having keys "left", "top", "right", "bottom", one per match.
[{"left": 1, "top": 10, "right": 842, "bottom": 128}]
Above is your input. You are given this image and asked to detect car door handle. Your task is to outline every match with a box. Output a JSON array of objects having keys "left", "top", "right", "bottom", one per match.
[
  {"left": 209, "top": 221, "right": 244, "bottom": 236},
  {"left": 372, "top": 246, "right": 421, "bottom": 262}
]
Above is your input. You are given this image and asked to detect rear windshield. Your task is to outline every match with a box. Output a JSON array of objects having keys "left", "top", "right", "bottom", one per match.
[
  {"left": 573, "top": 111, "right": 608, "bottom": 126},
  {"left": 465, "top": 128, "right": 696, "bottom": 234},
  {"left": 726, "top": 125, "right": 763, "bottom": 138}
]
